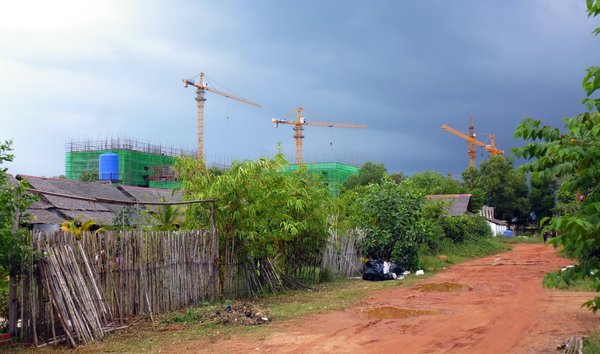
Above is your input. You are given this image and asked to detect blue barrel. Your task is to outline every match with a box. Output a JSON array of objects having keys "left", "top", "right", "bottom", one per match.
[{"left": 99, "top": 153, "right": 119, "bottom": 181}]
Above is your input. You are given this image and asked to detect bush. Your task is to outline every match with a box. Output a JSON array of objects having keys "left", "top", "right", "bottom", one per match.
[
  {"left": 356, "top": 178, "right": 427, "bottom": 270},
  {"left": 0, "top": 266, "right": 8, "bottom": 318},
  {"left": 439, "top": 215, "right": 492, "bottom": 243}
]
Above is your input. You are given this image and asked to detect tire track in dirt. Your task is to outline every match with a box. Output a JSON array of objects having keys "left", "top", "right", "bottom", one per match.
[{"left": 189, "top": 244, "right": 597, "bottom": 353}]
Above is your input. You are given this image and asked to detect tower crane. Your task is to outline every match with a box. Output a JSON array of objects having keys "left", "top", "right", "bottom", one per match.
[
  {"left": 441, "top": 117, "right": 503, "bottom": 168},
  {"left": 183, "top": 72, "right": 261, "bottom": 163},
  {"left": 272, "top": 106, "right": 367, "bottom": 164}
]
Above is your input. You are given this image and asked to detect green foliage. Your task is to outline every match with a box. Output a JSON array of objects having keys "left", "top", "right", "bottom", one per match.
[
  {"left": 60, "top": 218, "right": 104, "bottom": 239},
  {"left": 147, "top": 198, "right": 183, "bottom": 231},
  {"left": 410, "top": 170, "right": 467, "bottom": 195},
  {"left": 438, "top": 215, "right": 492, "bottom": 243},
  {"left": 470, "top": 156, "right": 530, "bottom": 224},
  {"left": 343, "top": 162, "right": 387, "bottom": 190},
  {"left": 0, "top": 265, "right": 7, "bottom": 319},
  {"left": 79, "top": 169, "right": 99, "bottom": 182},
  {"left": 356, "top": 178, "right": 426, "bottom": 270},
  {"left": 389, "top": 172, "right": 406, "bottom": 183},
  {"left": 111, "top": 206, "right": 136, "bottom": 231},
  {"left": 528, "top": 173, "right": 558, "bottom": 222},
  {"left": 512, "top": 1, "right": 600, "bottom": 313},
  {"left": 175, "top": 151, "right": 332, "bottom": 273},
  {"left": 0, "top": 140, "right": 36, "bottom": 276},
  {"left": 420, "top": 237, "right": 509, "bottom": 272}
]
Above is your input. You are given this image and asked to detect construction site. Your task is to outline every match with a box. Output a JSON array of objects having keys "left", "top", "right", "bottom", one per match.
[
  {"left": 62, "top": 73, "right": 373, "bottom": 194},
  {"left": 65, "top": 138, "right": 194, "bottom": 189},
  {"left": 62, "top": 71, "right": 506, "bottom": 196}
]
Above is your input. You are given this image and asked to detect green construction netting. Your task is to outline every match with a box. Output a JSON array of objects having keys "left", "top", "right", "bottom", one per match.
[
  {"left": 66, "top": 150, "right": 177, "bottom": 188},
  {"left": 282, "top": 162, "right": 359, "bottom": 196}
]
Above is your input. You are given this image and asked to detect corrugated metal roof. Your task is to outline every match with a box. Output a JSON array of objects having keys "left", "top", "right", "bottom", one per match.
[{"left": 19, "top": 175, "right": 181, "bottom": 226}]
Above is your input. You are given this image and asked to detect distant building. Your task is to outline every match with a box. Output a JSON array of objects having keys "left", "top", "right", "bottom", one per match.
[
  {"left": 19, "top": 175, "right": 181, "bottom": 231},
  {"left": 427, "top": 194, "right": 473, "bottom": 216},
  {"left": 65, "top": 138, "right": 193, "bottom": 189},
  {"left": 282, "top": 162, "right": 359, "bottom": 196},
  {"left": 479, "top": 205, "right": 508, "bottom": 236}
]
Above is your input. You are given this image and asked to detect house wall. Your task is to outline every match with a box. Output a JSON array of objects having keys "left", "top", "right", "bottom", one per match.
[{"left": 486, "top": 220, "right": 507, "bottom": 236}]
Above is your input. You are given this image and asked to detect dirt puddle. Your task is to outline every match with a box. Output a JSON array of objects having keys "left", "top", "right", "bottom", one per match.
[
  {"left": 361, "top": 307, "right": 438, "bottom": 320},
  {"left": 414, "top": 282, "right": 472, "bottom": 292}
]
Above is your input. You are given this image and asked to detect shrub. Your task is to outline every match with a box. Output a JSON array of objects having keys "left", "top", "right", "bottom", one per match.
[{"left": 439, "top": 215, "right": 492, "bottom": 243}]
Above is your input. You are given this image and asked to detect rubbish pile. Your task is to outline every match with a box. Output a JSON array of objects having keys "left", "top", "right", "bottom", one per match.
[
  {"left": 362, "top": 260, "right": 404, "bottom": 281},
  {"left": 213, "top": 302, "right": 271, "bottom": 326}
]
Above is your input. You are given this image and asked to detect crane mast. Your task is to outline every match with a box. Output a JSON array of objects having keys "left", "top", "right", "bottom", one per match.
[
  {"left": 183, "top": 72, "right": 261, "bottom": 164},
  {"left": 441, "top": 118, "right": 503, "bottom": 168},
  {"left": 272, "top": 106, "right": 367, "bottom": 164}
]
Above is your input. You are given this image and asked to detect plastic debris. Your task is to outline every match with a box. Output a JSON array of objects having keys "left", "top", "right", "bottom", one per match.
[
  {"left": 362, "top": 260, "right": 404, "bottom": 281},
  {"left": 415, "top": 270, "right": 425, "bottom": 276}
]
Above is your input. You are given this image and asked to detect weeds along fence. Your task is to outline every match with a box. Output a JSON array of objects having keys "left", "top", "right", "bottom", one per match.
[
  {"left": 321, "top": 230, "right": 364, "bottom": 278},
  {"left": 16, "top": 227, "right": 362, "bottom": 346},
  {"left": 17, "top": 230, "right": 218, "bottom": 346}
]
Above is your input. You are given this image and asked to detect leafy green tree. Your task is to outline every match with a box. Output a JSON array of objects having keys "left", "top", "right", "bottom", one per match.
[
  {"left": 0, "top": 140, "right": 35, "bottom": 334},
  {"left": 528, "top": 173, "right": 558, "bottom": 222},
  {"left": 473, "top": 156, "right": 529, "bottom": 224},
  {"left": 389, "top": 172, "right": 406, "bottom": 183},
  {"left": 459, "top": 167, "right": 486, "bottom": 211},
  {"left": 344, "top": 162, "right": 387, "bottom": 189},
  {"left": 410, "top": 170, "right": 466, "bottom": 195},
  {"left": 513, "top": 0, "right": 600, "bottom": 313},
  {"left": 461, "top": 167, "right": 479, "bottom": 189},
  {"left": 356, "top": 178, "right": 428, "bottom": 270},
  {"left": 80, "top": 170, "right": 99, "bottom": 182},
  {"left": 175, "top": 152, "right": 332, "bottom": 289}
]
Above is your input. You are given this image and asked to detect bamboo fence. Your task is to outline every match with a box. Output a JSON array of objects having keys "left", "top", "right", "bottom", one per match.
[
  {"left": 321, "top": 230, "right": 365, "bottom": 277},
  {"left": 16, "top": 227, "right": 361, "bottom": 347},
  {"left": 17, "top": 229, "right": 218, "bottom": 347}
]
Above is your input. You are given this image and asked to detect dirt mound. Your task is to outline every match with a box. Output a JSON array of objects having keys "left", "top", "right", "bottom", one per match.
[{"left": 213, "top": 302, "right": 271, "bottom": 326}]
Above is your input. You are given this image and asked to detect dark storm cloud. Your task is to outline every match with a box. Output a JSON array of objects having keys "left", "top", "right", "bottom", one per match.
[{"left": 2, "top": 1, "right": 597, "bottom": 177}]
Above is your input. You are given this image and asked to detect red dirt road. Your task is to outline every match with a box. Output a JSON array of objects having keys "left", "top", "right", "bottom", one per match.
[{"left": 198, "top": 244, "right": 598, "bottom": 353}]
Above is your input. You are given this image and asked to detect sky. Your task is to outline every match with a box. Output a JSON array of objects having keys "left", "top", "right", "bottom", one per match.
[{"left": 1, "top": 1, "right": 598, "bottom": 177}]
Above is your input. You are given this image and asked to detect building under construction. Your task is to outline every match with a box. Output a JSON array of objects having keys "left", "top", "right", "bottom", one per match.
[
  {"left": 65, "top": 139, "right": 194, "bottom": 189},
  {"left": 282, "top": 162, "right": 359, "bottom": 196}
]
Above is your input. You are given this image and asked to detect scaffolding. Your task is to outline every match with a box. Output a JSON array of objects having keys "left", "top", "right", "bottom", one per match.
[
  {"left": 282, "top": 162, "right": 359, "bottom": 196},
  {"left": 65, "top": 139, "right": 195, "bottom": 188}
]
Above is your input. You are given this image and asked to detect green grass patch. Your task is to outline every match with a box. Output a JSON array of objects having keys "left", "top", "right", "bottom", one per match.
[
  {"left": 6, "top": 238, "right": 512, "bottom": 353},
  {"left": 500, "top": 235, "right": 544, "bottom": 244},
  {"left": 421, "top": 237, "right": 510, "bottom": 272},
  {"left": 585, "top": 332, "right": 600, "bottom": 354}
]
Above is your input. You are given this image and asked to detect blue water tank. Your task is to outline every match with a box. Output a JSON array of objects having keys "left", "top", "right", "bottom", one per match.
[
  {"left": 99, "top": 153, "right": 119, "bottom": 181},
  {"left": 503, "top": 230, "right": 514, "bottom": 236}
]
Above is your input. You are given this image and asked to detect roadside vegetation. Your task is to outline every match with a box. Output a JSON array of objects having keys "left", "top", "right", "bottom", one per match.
[
  {"left": 514, "top": 0, "right": 600, "bottom": 315},
  {"left": 3, "top": 3, "right": 600, "bottom": 351}
]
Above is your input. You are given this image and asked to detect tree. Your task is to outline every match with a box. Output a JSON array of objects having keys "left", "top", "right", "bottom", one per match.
[
  {"left": 389, "top": 172, "right": 406, "bottom": 183},
  {"left": 175, "top": 152, "right": 333, "bottom": 292},
  {"left": 513, "top": 0, "right": 600, "bottom": 312},
  {"left": 80, "top": 170, "right": 98, "bottom": 182},
  {"left": 473, "top": 156, "right": 529, "bottom": 224},
  {"left": 528, "top": 173, "right": 558, "bottom": 222},
  {"left": 461, "top": 167, "right": 479, "bottom": 189},
  {"left": 344, "top": 162, "right": 387, "bottom": 189},
  {"left": 356, "top": 178, "right": 428, "bottom": 270},
  {"left": 410, "top": 170, "right": 466, "bottom": 195},
  {"left": 0, "top": 140, "right": 35, "bottom": 334}
]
